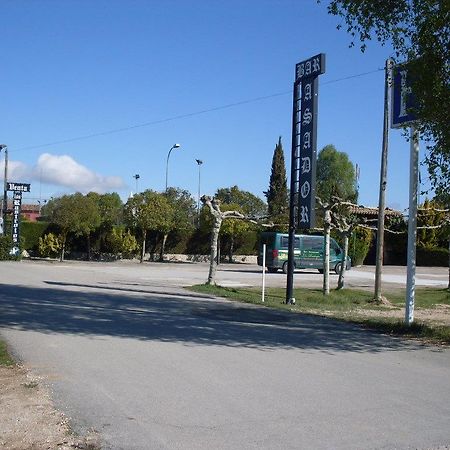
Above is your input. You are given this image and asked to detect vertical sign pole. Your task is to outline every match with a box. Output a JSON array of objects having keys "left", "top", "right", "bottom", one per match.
[
  {"left": 286, "top": 82, "right": 300, "bottom": 304},
  {"left": 262, "top": 243, "right": 266, "bottom": 303},
  {"left": 286, "top": 54, "right": 325, "bottom": 305},
  {"left": 374, "top": 58, "right": 393, "bottom": 302},
  {"left": 405, "top": 126, "right": 419, "bottom": 325},
  {"left": 391, "top": 60, "right": 419, "bottom": 325},
  {"left": 2, "top": 147, "right": 8, "bottom": 236}
]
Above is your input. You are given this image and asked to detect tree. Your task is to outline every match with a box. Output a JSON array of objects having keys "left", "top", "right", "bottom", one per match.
[
  {"left": 200, "top": 196, "right": 245, "bottom": 284},
  {"left": 106, "top": 227, "right": 138, "bottom": 258},
  {"left": 216, "top": 186, "right": 267, "bottom": 218},
  {"left": 316, "top": 145, "right": 357, "bottom": 204},
  {"left": 324, "top": 0, "right": 450, "bottom": 198},
  {"left": 215, "top": 186, "right": 266, "bottom": 262},
  {"left": 89, "top": 192, "right": 123, "bottom": 228},
  {"left": 161, "top": 188, "right": 196, "bottom": 260},
  {"left": 316, "top": 145, "right": 356, "bottom": 290},
  {"left": 264, "top": 137, "right": 289, "bottom": 228},
  {"left": 44, "top": 193, "right": 101, "bottom": 261},
  {"left": 76, "top": 194, "right": 101, "bottom": 260},
  {"left": 85, "top": 192, "right": 123, "bottom": 255},
  {"left": 218, "top": 203, "right": 252, "bottom": 263},
  {"left": 124, "top": 190, "right": 173, "bottom": 263}
]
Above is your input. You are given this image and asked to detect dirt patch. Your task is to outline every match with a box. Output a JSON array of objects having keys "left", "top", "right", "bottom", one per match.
[
  {"left": 350, "top": 305, "right": 450, "bottom": 327},
  {"left": 0, "top": 364, "right": 100, "bottom": 450}
]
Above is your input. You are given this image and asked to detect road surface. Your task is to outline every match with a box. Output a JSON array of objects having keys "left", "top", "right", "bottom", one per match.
[{"left": 0, "top": 260, "right": 449, "bottom": 449}]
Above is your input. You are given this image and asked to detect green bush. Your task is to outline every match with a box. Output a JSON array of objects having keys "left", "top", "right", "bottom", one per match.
[
  {"left": 105, "top": 227, "right": 138, "bottom": 258},
  {"left": 38, "top": 233, "right": 62, "bottom": 258},
  {"left": 21, "top": 221, "right": 50, "bottom": 252},
  {"left": 417, "top": 246, "right": 449, "bottom": 267},
  {"left": 349, "top": 227, "right": 373, "bottom": 266},
  {"left": 0, "top": 235, "right": 21, "bottom": 261}
]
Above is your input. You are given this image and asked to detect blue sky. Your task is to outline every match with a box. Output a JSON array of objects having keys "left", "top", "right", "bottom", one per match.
[{"left": 0, "top": 0, "right": 427, "bottom": 211}]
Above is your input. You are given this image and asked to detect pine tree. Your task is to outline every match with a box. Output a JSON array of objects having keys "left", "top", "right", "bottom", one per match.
[{"left": 264, "top": 137, "right": 288, "bottom": 227}]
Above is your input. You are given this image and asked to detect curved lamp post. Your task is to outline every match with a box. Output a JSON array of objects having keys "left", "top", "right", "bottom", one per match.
[{"left": 165, "top": 143, "right": 181, "bottom": 191}]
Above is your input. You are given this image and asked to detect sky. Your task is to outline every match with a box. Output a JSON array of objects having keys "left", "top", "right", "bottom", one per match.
[{"left": 0, "top": 0, "right": 429, "bottom": 212}]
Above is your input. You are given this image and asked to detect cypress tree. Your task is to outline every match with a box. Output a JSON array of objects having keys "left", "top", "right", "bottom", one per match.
[{"left": 265, "top": 137, "right": 288, "bottom": 226}]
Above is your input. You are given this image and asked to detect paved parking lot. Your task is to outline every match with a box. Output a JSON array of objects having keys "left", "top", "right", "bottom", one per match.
[{"left": 1, "top": 260, "right": 449, "bottom": 450}]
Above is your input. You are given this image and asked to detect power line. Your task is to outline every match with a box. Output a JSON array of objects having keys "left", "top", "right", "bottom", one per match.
[{"left": 13, "top": 67, "right": 383, "bottom": 152}]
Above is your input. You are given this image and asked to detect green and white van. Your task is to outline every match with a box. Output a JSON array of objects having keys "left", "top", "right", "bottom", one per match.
[{"left": 257, "top": 231, "right": 351, "bottom": 274}]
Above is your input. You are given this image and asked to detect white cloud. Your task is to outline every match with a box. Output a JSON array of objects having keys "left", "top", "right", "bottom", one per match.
[
  {"left": 0, "top": 160, "right": 31, "bottom": 181},
  {"left": 1, "top": 153, "right": 125, "bottom": 194}
]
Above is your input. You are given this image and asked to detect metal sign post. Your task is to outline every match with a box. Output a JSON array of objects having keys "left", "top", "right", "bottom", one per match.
[
  {"left": 405, "top": 126, "right": 419, "bottom": 324},
  {"left": 391, "top": 61, "right": 418, "bottom": 325},
  {"left": 286, "top": 53, "right": 325, "bottom": 304}
]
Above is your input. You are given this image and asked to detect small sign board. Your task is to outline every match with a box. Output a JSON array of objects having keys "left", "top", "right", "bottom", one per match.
[
  {"left": 7, "top": 182, "right": 31, "bottom": 192},
  {"left": 391, "top": 63, "right": 418, "bottom": 128}
]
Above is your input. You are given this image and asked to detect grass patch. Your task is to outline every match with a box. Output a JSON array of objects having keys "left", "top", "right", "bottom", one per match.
[
  {"left": 188, "top": 284, "right": 450, "bottom": 344},
  {"left": 0, "top": 340, "right": 15, "bottom": 366},
  {"left": 359, "top": 319, "right": 450, "bottom": 344}
]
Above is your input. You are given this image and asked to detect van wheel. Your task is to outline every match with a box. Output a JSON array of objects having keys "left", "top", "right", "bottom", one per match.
[
  {"left": 282, "top": 261, "right": 293, "bottom": 274},
  {"left": 334, "top": 262, "right": 343, "bottom": 275},
  {"left": 267, "top": 267, "right": 278, "bottom": 273}
]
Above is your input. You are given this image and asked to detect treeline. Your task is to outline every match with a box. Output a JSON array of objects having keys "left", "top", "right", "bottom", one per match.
[
  {"left": 18, "top": 186, "right": 267, "bottom": 262},
  {"left": 1, "top": 139, "right": 448, "bottom": 265}
]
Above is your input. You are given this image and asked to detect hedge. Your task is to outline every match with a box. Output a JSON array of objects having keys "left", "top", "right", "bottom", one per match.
[{"left": 417, "top": 246, "right": 449, "bottom": 267}]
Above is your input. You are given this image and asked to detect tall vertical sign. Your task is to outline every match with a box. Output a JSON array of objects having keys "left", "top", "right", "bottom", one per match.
[
  {"left": 286, "top": 53, "right": 325, "bottom": 304},
  {"left": 293, "top": 53, "right": 325, "bottom": 229},
  {"left": 7, "top": 182, "right": 31, "bottom": 256}
]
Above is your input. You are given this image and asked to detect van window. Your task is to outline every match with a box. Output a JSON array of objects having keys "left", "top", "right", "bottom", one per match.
[
  {"left": 303, "top": 237, "right": 323, "bottom": 251},
  {"left": 280, "top": 236, "right": 300, "bottom": 249}
]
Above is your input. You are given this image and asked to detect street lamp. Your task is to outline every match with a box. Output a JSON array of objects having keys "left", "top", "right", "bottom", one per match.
[
  {"left": 165, "top": 143, "right": 181, "bottom": 191},
  {"left": 195, "top": 159, "right": 203, "bottom": 226},
  {"left": 0, "top": 144, "right": 8, "bottom": 236},
  {"left": 133, "top": 174, "right": 140, "bottom": 193}
]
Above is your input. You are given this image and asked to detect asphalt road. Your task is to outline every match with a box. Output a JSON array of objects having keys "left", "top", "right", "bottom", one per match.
[{"left": 0, "top": 260, "right": 449, "bottom": 450}]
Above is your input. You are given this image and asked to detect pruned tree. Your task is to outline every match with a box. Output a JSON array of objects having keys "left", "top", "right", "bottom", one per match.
[
  {"left": 315, "top": 145, "right": 358, "bottom": 294},
  {"left": 331, "top": 204, "right": 361, "bottom": 290},
  {"left": 200, "top": 196, "right": 245, "bottom": 285},
  {"left": 316, "top": 197, "right": 335, "bottom": 295},
  {"left": 216, "top": 185, "right": 267, "bottom": 218},
  {"left": 215, "top": 186, "right": 266, "bottom": 261}
]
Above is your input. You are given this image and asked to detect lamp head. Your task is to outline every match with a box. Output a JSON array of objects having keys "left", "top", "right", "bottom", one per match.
[
  {"left": 196, "top": 159, "right": 203, "bottom": 165},
  {"left": 0, "top": 144, "right": 6, "bottom": 150},
  {"left": 172, "top": 143, "right": 181, "bottom": 149}
]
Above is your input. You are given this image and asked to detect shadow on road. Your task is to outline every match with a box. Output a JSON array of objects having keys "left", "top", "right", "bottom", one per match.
[{"left": 0, "top": 282, "right": 421, "bottom": 354}]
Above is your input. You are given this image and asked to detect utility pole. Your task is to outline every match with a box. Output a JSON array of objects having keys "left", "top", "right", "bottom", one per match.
[
  {"left": 374, "top": 58, "right": 393, "bottom": 302},
  {"left": 0, "top": 144, "right": 8, "bottom": 236}
]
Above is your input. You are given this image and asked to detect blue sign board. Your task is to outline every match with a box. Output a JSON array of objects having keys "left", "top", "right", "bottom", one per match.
[{"left": 391, "top": 63, "right": 418, "bottom": 128}]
